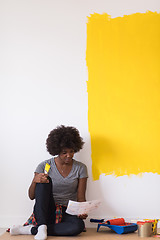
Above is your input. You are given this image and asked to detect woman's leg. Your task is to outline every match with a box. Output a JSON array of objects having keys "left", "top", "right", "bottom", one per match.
[
  {"left": 31, "top": 177, "right": 56, "bottom": 239},
  {"left": 47, "top": 213, "right": 85, "bottom": 236},
  {"left": 33, "top": 178, "right": 56, "bottom": 226}
]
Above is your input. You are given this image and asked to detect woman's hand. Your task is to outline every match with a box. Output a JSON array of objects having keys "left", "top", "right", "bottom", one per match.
[
  {"left": 78, "top": 214, "right": 88, "bottom": 219},
  {"left": 28, "top": 173, "right": 49, "bottom": 200},
  {"left": 33, "top": 173, "right": 49, "bottom": 183}
]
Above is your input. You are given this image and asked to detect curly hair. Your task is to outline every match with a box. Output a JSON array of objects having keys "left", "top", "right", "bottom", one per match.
[{"left": 46, "top": 125, "right": 84, "bottom": 156}]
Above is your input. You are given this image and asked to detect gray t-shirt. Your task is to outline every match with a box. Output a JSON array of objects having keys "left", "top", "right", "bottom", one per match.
[{"left": 35, "top": 158, "right": 88, "bottom": 206}]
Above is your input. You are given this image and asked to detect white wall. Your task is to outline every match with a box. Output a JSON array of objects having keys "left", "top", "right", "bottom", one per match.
[{"left": 0, "top": 0, "right": 160, "bottom": 228}]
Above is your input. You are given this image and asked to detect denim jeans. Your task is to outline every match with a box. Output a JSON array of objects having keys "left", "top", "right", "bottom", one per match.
[{"left": 31, "top": 178, "right": 85, "bottom": 236}]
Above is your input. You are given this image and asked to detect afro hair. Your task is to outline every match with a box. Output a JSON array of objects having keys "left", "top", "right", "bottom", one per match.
[{"left": 46, "top": 125, "right": 84, "bottom": 156}]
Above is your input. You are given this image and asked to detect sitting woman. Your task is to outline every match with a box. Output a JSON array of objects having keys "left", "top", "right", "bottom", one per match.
[{"left": 10, "top": 125, "right": 88, "bottom": 240}]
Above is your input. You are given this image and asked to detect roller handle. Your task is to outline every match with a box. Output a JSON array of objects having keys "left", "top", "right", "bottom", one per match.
[{"left": 90, "top": 218, "right": 104, "bottom": 223}]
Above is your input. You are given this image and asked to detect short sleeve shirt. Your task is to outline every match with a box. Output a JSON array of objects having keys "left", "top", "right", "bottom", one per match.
[{"left": 35, "top": 158, "right": 88, "bottom": 206}]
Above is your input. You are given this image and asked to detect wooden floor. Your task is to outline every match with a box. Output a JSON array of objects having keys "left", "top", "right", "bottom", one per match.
[{"left": 0, "top": 228, "right": 157, "bottom": 240}]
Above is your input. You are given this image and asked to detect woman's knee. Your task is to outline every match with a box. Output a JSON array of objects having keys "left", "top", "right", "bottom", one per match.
[
  {"left": 35, "top": 177, "right": 52, "bottom": 194},
  {"left": 71, "top": 218, "right": 85, "bottom": 235}
]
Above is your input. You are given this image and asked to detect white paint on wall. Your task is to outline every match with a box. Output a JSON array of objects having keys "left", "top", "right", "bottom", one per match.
[{"left": 0, "top": 0, "right": 160, "bottom": 228}]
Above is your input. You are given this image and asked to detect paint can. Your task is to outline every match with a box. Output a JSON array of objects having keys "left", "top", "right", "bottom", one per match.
[
  {"left": 144, "top": 219, "right": 159, "bottom": 235},
  {"left": 137, "top": 221, "right": 153, "bottom": 237}
]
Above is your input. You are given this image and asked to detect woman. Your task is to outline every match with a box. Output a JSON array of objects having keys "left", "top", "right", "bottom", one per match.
[{"left": 10, "top": 125, "right": 88, "bottom": 240}]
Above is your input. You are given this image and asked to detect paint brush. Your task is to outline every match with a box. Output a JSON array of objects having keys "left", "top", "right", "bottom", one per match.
[{"left": 44, "top": 163, "right": 51, "bottom": 174}]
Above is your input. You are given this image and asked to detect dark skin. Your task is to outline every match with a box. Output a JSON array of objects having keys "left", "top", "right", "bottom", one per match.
[{"left": 28, "top": 148, "right": 88, "bottom": 219}]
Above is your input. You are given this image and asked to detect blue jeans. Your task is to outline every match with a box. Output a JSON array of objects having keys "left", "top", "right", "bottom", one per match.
[{"left": 31, "top": 178, "right": 85, "bottom": 236}]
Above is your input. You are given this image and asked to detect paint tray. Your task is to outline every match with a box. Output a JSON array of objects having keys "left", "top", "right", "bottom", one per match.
[{"left": 97, "top": 222, "right": 138, "bottom": 234}]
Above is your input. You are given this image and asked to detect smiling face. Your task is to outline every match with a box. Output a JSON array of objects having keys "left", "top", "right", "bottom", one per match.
[{"left": 58, "top": 148, "right": 75, "bottom": 165}]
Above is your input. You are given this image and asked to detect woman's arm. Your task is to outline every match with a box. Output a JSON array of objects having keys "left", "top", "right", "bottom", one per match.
[
  {"left": 28, "top": 172, "right": 49, "bottom": 200},
  {"left": 77, "top": 177, "right": 87, "bottom": 202},
  {"left": 77, "top": 177, "right": 88, "bottom": 219}
]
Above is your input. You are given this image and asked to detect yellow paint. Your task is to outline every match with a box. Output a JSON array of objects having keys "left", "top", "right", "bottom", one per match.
[
  {"left": 44, "top": 163, "right": 50, "bottom": 174},
  {"left": 86, "top": 12, "right": 160, "bottom": 180}
]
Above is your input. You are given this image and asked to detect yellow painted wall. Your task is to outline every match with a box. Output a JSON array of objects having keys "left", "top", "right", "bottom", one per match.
[{"left": 86, "top": 12, "right": 160, "bottom": 180}]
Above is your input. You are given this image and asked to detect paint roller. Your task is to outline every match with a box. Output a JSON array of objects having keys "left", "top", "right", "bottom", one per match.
[{"left": 90, "top": 218, "right": 125, "bottom": 225}]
